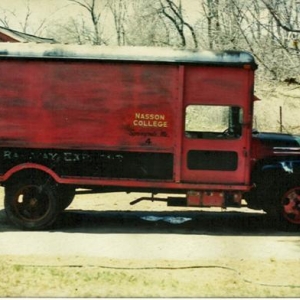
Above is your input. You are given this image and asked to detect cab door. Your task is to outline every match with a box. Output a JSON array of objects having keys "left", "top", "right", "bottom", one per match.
[{"left": 180, "top": 66, "right": 253, "bottom": 185}]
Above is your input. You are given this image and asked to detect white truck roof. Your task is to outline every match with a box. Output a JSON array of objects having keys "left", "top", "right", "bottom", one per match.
[{"left": 0, "top": 43, "right": 257, "bottom": 68}]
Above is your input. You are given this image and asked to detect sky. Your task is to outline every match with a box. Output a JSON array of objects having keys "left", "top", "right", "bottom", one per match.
[
  {"left": 0, "top": 0, "right": 82, "bottom": 35},
  {"left": 0, "top": 0, "right": 200, "bottom": 36},
  {"left": 0, "top": 0, "right": 68, "bottom": 17}
]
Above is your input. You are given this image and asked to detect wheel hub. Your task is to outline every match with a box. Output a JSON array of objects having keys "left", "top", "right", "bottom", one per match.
[
  {"left": 282, "top": 189, "right": 300, "bottom": 224},
  {"left": 14, "top": 186, "right": 50, "bottom": 222},
  {"left": 29, "top": 198, "right": 38, "bottom": 207}
]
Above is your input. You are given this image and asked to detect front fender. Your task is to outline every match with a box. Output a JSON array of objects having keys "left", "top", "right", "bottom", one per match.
[
  {"left": 261, "top": 160, "right": 300, "bottom": 175},
  {"left": 247, "top": 160, "right": 300, "bottom": 210},
  {"left": 251, "top": 159, "right": 300, "bottom": 189}
]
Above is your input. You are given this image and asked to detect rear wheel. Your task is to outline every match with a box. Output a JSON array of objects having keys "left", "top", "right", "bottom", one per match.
[
  {"left": 57, "top": 186, "right": 76, "bottom": 211},
  {"left": 4, "top": 173, "right": 59, "bottom": 230}
]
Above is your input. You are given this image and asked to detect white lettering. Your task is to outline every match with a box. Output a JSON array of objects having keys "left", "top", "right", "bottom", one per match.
[{"left": 3, "top": 151, "right": 12, "bottom": 159}]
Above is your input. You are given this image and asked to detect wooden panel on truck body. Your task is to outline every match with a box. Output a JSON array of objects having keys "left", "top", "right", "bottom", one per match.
[
  {"left": 0, "top": 53, "right": 255, "bottom": 188},
  {"left": 0, "top": 59, "right": 178, "bottom": 152}
]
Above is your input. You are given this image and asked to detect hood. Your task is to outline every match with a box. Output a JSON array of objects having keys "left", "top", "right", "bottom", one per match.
[{"left": 253, "top": 131, "right": 300, "bottom": 149}]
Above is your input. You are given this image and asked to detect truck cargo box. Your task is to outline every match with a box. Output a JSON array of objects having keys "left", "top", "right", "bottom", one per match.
[{"left": 0, "top": 44, "right": 256, "bottom": 186}]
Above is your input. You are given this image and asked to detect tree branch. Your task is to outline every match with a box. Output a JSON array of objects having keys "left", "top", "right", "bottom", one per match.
[{"left": 261, "top": 0, "right": 300, "bottom": 33}]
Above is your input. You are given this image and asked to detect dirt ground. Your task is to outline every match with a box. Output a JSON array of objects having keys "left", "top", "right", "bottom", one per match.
[{"left": 0, "top": 189, "right": 300, "bottom": 297}]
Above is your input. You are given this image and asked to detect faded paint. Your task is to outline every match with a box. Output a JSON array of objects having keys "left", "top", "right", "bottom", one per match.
[{"left": 0, "top": 46, "right": 255, "bottom": 190}]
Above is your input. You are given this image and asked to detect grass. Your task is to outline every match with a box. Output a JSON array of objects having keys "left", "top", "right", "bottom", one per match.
[{"left": 0, "top": 260, "right": 300, "bottom": 297}]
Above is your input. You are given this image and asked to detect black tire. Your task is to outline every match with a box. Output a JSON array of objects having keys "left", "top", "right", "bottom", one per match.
[
  {"left": 4, "top": 173, "right": 60, "bottom": 230},
  {"left": 263, "top": 179, "right": 300, "bottom": 229},
  {"left": 57, "top": 185, "right": 76, "bottom": 211}
]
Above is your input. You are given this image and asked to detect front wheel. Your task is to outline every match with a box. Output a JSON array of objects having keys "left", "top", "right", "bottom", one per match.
[
  {"left": 4, "top": 175, "right": 60, "bottom": 230},
  {"left": 280, "top": 187, "right": 300, "bottom": 225},
  {"left": 264, "top": 180, "right": 300, "bottom": 228}
]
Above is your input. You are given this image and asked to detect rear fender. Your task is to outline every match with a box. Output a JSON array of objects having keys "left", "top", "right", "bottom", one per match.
[{"left": 0, "top": 163, "right": 61, "bottom": 184}]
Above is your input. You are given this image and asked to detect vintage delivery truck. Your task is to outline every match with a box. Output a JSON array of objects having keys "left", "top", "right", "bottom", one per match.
[{"left": 0, "top": 43, "right": 300, "bottom": 230}]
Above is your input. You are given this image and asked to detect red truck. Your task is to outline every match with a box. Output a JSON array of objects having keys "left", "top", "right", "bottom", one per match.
[{"left": 0, "top": 43, "right": 299, "bottom": 230}]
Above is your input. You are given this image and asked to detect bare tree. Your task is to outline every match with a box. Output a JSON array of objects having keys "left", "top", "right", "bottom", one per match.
[
  {"left": 47, "top": 16, "right": 93, "bottom": 44},
  {"left": 262, "top": 0, "right": 300, "bottom": 33},
  {"left": 158, "top": 0, "right": 198, "bottom": 48},
  {"left": 108, "top": 0, "right": 129, "bottom": 46},
  {"left": 68, "top": 0, "right": 108, "bottom": 45},
  {"left": 0, "top": 0, "right": 48, "bottom": 35},
  {"left": 126, "top": 1, "right": 174, "bottom": 47},
  {"left": 201, "top": 0, "right": 220, "bottom": 49},
  {"left": 0, "top": 11, "right": 11, "bottom": 28}
]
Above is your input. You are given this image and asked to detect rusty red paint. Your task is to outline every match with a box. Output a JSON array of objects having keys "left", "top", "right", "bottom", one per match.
[{"left": 0, "top": 54, "right": 255, "bottom": 193}]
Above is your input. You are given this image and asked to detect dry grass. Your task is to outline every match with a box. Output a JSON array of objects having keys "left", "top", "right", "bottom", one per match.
[
  {"left": 0, "top": 256, "right": 300, "bottom": 298},
  {"left": 254, "top": 81, "right": 300, "bottom": 133}
]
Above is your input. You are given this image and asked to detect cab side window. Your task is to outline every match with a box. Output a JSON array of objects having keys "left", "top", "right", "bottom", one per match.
[{"left": 185, "top": 105, "right": 243, "bottom": 139}]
